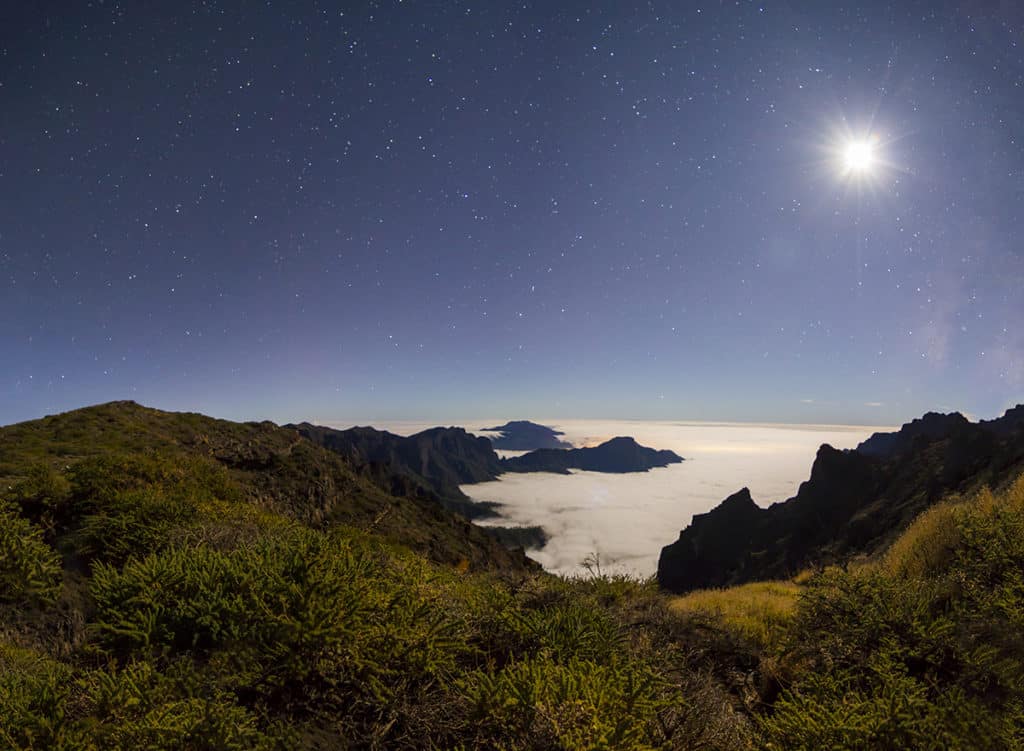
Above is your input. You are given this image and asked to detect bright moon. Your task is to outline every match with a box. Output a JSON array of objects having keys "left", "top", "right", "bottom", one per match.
[{"left": 842, "top": 139, "right": 876, "bottom": 173}]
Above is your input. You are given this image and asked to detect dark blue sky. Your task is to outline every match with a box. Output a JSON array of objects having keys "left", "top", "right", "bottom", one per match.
[{"left": 2, "top": 1, "right": 1022, "bottom": 426}]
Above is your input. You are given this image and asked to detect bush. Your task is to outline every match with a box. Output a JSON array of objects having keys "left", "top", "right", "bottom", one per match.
[
  {"left": 0, "top": 641, "right": 75, "bottom": 749},
  {"left": 0, "top": 502, "right": 62, "bottom": 606},
  {"left": 761, "top": 478, "right": 1024, "bottom": 750},
  {"left": 78, "top": 486, "right": 196, "bottom": 564},
  {"left": 5, "top": 464, "right": 72, "bottom": 536},
  {"left": 462, "top": 656, "right": 669, "bottom": 750},
  {"left": 0, "top": 645, "right": 278, "bottom": 750},
  {"left": 762, "top": 663, "right": 1006, "bottom": 750},
  {"left": 90, "top": 529, "right": 467, "bottom": 736},
  {"left": 78, "top": 660, "right": 277, "bottom": 750}
]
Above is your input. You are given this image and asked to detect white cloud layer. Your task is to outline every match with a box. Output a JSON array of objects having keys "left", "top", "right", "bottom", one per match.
[{"left": 460, "top": 419, "right": 889, "bottom": 578}]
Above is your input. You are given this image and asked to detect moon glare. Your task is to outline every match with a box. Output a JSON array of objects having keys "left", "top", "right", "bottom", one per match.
[{"left": 842, "top": 139, "right": 877, "bottom": 174}]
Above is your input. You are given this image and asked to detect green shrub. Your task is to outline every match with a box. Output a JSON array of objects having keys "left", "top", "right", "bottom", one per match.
[
  {"left": 78, "top": 486, "right": 196, "bottom": 564},
  {"left": 0, "top": 647, "right": 279, "bottom": 750},
  {"left": 0, "top": 641, "right": 75, "bottom": 749},
  {"left": 761, "top": 662, "right": 1007, "bottom": 750},
  {"left": 462, "top": 655, "right": 669, "bottom": 750},
  {"left": 0, "top": 502, "right": 62, "bottom": 606},
  {"left": 762, "top": 478, "right": 1024, "bottom": 750},
  {"left": 509, "top": 601, "right": 626, "bottom": 665},
  {"left": 79, "top": 660, "right": 277, "bottom": 750},
  {"left": 5, "top": 463, "right": 72, "bottom": 535},
  {"left": 90, "top": 529, "right": 467, "bottom": 733},
  {"left": 68, "top": 453, "right": 239, "bottom": 514}
]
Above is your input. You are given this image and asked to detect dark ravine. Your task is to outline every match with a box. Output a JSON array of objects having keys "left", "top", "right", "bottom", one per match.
[
  {"left": 502, "top": 436, "right": 684, "bottom": 474},
  {"left": 657, "top": 405, "right": 1024, "bottom": 594},
  {"left": 483, "top": 420, "right": 573, "bottom": 450}
]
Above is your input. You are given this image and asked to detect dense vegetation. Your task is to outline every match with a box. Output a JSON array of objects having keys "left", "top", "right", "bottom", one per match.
[
  {"left": 2, "top": 402, "right": 1024, "bottom": 749},
  {"left": 0, "top": 449, "right": 748, "bottom": 749}
]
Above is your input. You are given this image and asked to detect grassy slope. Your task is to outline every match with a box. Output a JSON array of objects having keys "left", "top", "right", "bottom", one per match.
[
  {"left": 669, "top": 580, "right": 801, "bottom": 651},
  {"left": 667, "top": 475, "right": 1024, "bottom": 749},
  {"left": 0, "top": 401, "right": 533, "bottom": 572},
  {"left": 0, "top": 402, "right": 756, "bottom": 749}
]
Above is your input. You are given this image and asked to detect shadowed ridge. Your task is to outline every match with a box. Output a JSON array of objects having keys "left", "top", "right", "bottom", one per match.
[
  {"left": 285, "top": 421, "right": 503, "bottom": 519},
  {"left": 856, "top": 410, "right": 971, "bottom": 458},
  {"left": 658, "top": 406, "right": 1024, "bottom": 593},
  {"left": 657, "top": 487, "right": 763, "bottom": 593},
  {"left": 502, "top": 435, "right": 684, "bottom": 474}
]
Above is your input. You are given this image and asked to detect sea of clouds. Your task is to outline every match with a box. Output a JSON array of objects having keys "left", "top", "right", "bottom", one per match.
[{"left": 357, "top": 419, "right": 892, "bottom": 578}]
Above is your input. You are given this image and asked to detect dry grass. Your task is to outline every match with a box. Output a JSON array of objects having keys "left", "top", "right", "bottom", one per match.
[
  {"left": 882, "top": 474, "right": 1024, "bottom": 580},
  {"left": 668, "top": 580, "right": 801, "bottom": 650},
  {"left": 880, "top": 495, "right": 972, "bottom": 580},
  {"left": 662, "top": 476, "right": 1024, "bottom": 655}
]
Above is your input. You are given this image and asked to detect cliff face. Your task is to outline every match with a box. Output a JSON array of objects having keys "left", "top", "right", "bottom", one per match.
[
  {"left": 656, "top": 488, "right": 764, "bottom": 593},
  {"left": 501, "top": 436, "right": 684, "bottom": 474},
  {"left": 657, "top": 406, "right": 1024, "bottom": 593}
]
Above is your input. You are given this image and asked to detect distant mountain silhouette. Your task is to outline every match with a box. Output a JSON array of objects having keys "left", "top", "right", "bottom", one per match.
[
  {"left": 856, "top": 411, "right": 970, "bottom": 457},
  {"left": 291, "top": 425, "right": 683, "bottom": 514},
  {"left": 484, "top": 420, "right": 573, "bottom": 450},
  {"left": 502, "top": 436, "right": 683, "bottom": 474},
  {"left": 657, "top": 406, "right": 1024, "bottom": 593},
  {"left": 287, "top": 422, "right": 502, "bottom": 519}
]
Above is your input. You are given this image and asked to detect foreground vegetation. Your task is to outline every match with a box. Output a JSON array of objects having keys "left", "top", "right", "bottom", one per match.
[
  {"left": 0, "top": 451, "right": 753, "bottom": 749},
  {"left": 2, "top": 402, "right": 1024, "bottom": 749}
]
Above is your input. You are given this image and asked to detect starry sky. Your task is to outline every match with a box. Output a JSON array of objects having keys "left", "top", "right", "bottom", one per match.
[{"left": 2, "top": 1, "right": 1022, "bottom": 427}]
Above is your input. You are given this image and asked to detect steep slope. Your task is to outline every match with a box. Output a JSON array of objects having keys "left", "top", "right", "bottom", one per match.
[
  {"left": 502, "top": 436, "right": 684, "bottom": 474},
  {"left": 658, "top": 406, "right": 1024, "bottom": 593},
  {"left": 287, "top": 422, "right": 503, "bottom": 518},
  {"left": 0, "top": 401, "right": 535, "bottom": 572}
]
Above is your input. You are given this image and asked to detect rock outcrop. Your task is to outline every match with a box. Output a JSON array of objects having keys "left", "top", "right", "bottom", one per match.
[{"left": 658, "top": 406, "right": 1024, "bottom": 593}]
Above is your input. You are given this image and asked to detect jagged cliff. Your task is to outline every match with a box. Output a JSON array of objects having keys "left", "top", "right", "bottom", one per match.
[{"left": 658, "top": 406, "right": 1024, "bottom": 593}]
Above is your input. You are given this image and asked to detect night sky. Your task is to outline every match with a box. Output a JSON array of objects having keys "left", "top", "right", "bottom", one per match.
[{"left": 2, "top": 1, "right": 1022, "bottom": 427}]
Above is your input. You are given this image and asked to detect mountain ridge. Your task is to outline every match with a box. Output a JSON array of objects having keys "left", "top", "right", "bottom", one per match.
[
  {"left": 0, "top": 400, "right": 536, "bottom": 573},
  {"left": 287, "top": 421, "right": 503, "bottom": 520},
  {"left": 483, "top": 420, "right": 573, "bottom": 450},
  {"left": 502, "top": 436, "right": 683, "bottom": 474},
  {"left": 657, "top": 405, "right": 1024, "bottom": 593}
]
